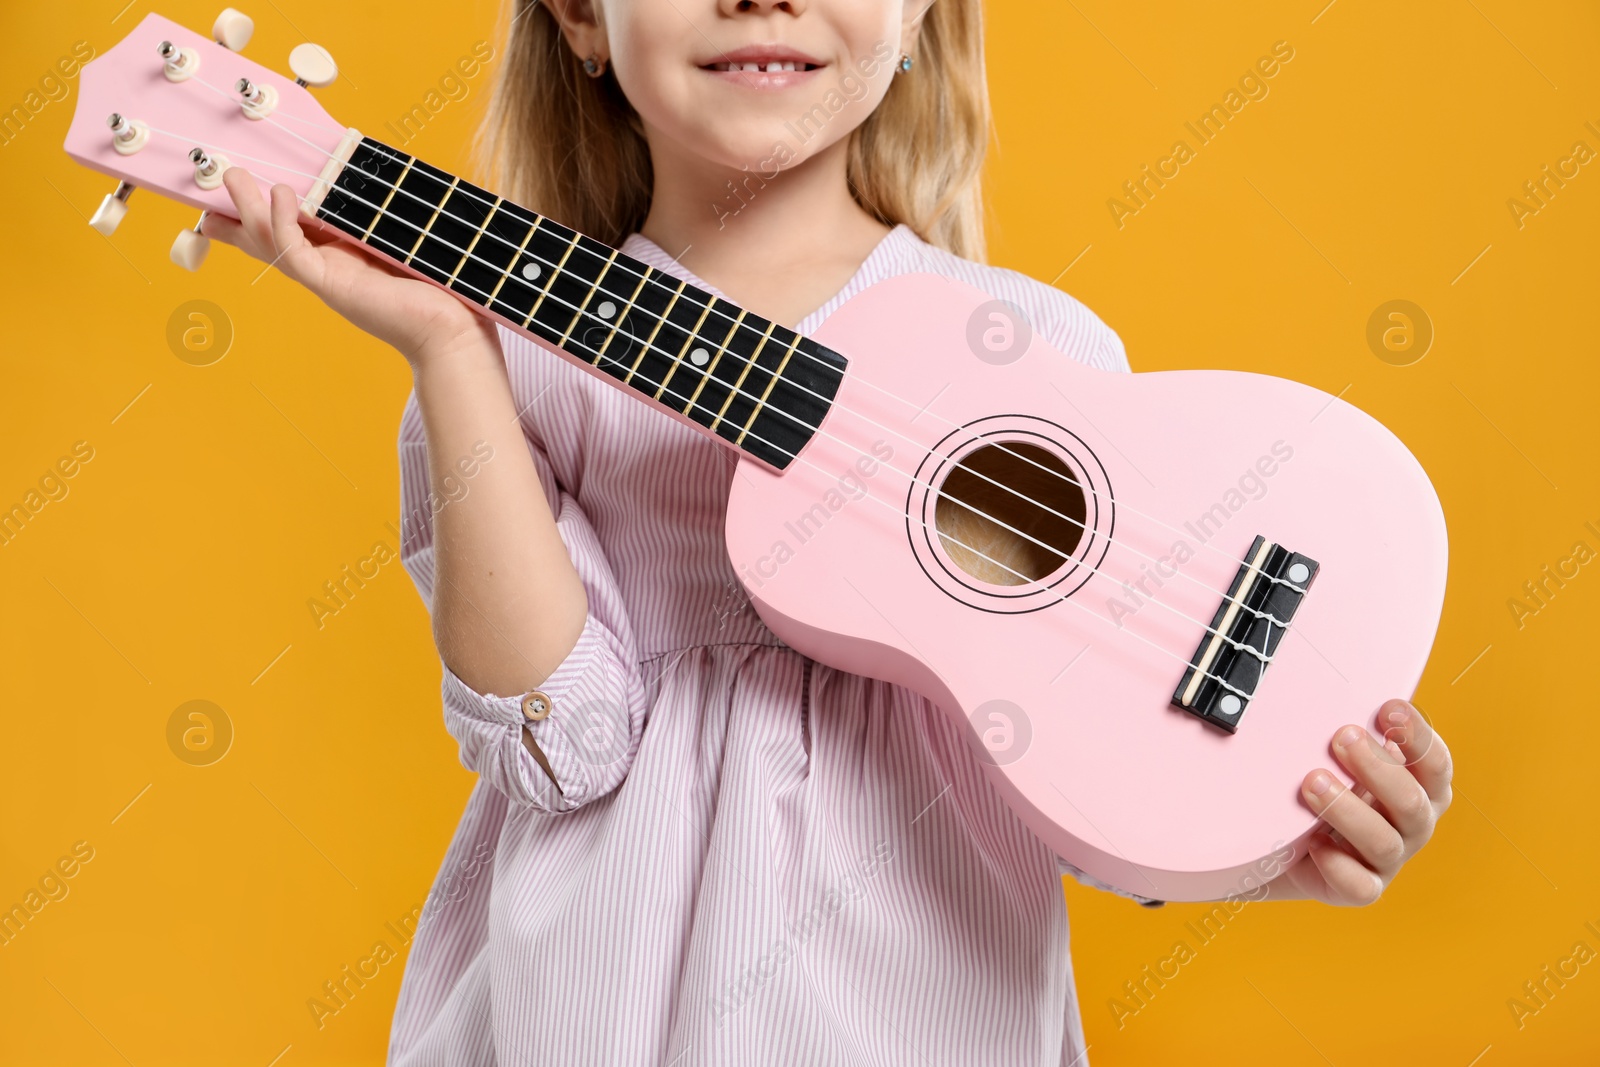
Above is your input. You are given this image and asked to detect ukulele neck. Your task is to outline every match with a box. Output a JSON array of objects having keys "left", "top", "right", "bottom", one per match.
[{"left": 313, "top": 136, "right": 846, "bottom": 472}]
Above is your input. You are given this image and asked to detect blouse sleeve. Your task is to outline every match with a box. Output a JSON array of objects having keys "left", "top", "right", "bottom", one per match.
[
  {"left": 395, "top": 375, "right": 648, "bottom": 815},
  {"left": 1056, "top": 857, "right": 1166, "bottom": 907}
]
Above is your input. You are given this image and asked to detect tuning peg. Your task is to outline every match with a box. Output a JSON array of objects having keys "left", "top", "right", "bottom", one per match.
[
  {"left": 188, "top": 147, "right": 229, "bottom": 190},
  {"left": 213, "top": 8, "right": 254, "bottom": 50},
  {"left": 171, "top": 214, "right": 212, "bottom": 271},
  {"left": 157, "top": 39, "right": 201, "bottom": 82},
  {"left": 236, "top": 77, "right": 279, "bottom": 119},
  {"left": 288, "top": 43, "right": 338, "bottom": 88},
  {"left": 107, "top": 112, "right": 149, "bottom": 155},
  {"left": 89, "top": 182, "right": 136, "bottom": 236}
]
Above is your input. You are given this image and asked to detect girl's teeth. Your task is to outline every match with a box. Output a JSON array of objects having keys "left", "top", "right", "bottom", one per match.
[{"left": 710, "top": 60, "right": 812, "bottom": 73}]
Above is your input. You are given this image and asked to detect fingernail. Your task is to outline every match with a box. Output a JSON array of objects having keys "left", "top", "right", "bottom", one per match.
[
  {"left": 1336, "top": 725, "right": 1364, "bottom": 749},
  {"left": 1308, "top": 772, "right": 1333, "bottom": 796},
  {"left": 1387, "top": 707, "right": 1409, "bottom": 727}
]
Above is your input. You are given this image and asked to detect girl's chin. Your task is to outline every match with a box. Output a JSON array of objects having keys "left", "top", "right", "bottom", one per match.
[{"left": 679, "top": 126, "right": 830, "bottom": 168}]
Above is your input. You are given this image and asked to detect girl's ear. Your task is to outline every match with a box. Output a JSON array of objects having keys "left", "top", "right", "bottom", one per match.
[
  {"left": 543, "top": 0, "right": 608, "bottom": 62},
  {"left": 902, "top": 0, "right": 937, "bottom": 55}
]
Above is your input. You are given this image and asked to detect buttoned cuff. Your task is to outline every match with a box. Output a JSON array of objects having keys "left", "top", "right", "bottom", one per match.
[{"left": 439, "top": 611, "right": 641, "bottom": 813}]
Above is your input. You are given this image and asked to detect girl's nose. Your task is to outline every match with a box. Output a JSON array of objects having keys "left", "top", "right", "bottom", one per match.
[{"left": 720, "top": 0, "right": 807, "bottom": 16}]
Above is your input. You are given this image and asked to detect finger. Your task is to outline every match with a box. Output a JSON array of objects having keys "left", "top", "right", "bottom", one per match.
[
  {"left": 215, "top": 164, "right": 251, "bottom": 223},
  {"left": 1323, "top": 784, "right": 1376, "bottom": 849},
  {"left": 1332, "top": 723, "right": 1436, "bottom": 844},
  {"left": 199, "top": 212, "right": 247, "bottom": 248},
  {"left": 1306, "top": 833, "right": 1385, "bottom": 906},
  {"left": 267, "top": 183, "right": 321, "bottom": 286},
  {"left": 1377, "top": 700, "right": 1453, "bottom": 806},
  {"left": 221, "top": 167, "right": 272, "bottom": 254},
  {"left": 301, "top": 219, "right": 343, "bottom": 247},
  {"left": 1301, "top": 765, "right": 1406, "bottom": 876}
]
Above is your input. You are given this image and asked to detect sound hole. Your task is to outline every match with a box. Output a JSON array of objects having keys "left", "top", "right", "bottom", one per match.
[{"left": 934, "top": 442, "right": 1086, "bottom": 585}]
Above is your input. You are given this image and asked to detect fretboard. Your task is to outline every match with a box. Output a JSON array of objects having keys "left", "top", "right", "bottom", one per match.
[{"left": 313, "top": 137, "right": 846, "bottom": 472}]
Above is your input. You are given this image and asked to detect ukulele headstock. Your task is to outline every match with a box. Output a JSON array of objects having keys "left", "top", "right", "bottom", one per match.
[{"left": 63, "top": 8, "right": 356, "bottom": 269}]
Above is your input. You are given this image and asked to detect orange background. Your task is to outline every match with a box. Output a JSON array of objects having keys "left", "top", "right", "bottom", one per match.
[{"left": 2, "top": 1, "right": 1597, "bottom": 1064}]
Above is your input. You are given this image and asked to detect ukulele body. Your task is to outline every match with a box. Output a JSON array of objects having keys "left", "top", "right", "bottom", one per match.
[{"left": 724, "top": 272, "right": 1449, "bottom": 902}]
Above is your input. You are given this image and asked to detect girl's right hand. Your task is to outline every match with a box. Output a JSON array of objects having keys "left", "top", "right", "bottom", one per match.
[{"left": 203, "top": 167, "right": 497, "bottom": 366}]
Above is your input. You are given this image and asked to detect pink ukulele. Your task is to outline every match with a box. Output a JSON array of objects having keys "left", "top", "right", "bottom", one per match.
[{"left": 65, "top": 11, "right": 1448, "bottom": 902}]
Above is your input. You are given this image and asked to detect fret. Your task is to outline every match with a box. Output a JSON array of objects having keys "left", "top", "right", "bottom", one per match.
[
  {"left": 679, "top": 307, "right": 749, "bottom": 434},
  {"left": 561, "top": 248, "right": 620, "bottom": 349},
  {"left": 741, "top": 335, "right": 848, "bottom": 466},
  {"left": 526, "top": 233, "right": 614, "bottom": 353},
  {"left": 507, "top": 217, "right": 579, "bottom": 330},
  {"left": 625, "top": 279, "right": 683, "bottom": 385},
  {"left": 363, "top": 156, "right": 414, "bottom": 241},
  {"left": 408, "top": 176, "right": 499, "bottom": 287},
  {"left": 363, "top": 159, "right": 456, "bottom": 283},
  {"left": 454, "top": 206, "right": 530, "bottom": 309},
  {"left": 479, "top": 213, "right": 543, "bottom": 320},
  {"left": 590, "top": 265, "right": 656, "bottom": 378},
  {"left": 405, "top": 175, "right": 456, "bottom": 263},
  {"left": 406, "top": 179, "right": 457, "bottom": 265},
  {"left": 608, "top": 275, "right": 689, "bottom": 394},
  {"left": 447, "top": 196, "right": 501, "bottom": 288},
  {"left": 654, "top": 293, "right": 719, "bottom": 405},
  {"left": 701, "top": 316, "right": 793, "bottom": 450},
  {"left": 708, "top": 320, "right": 778, "bottom": 434},
  {"left": 317, "top": 137, "right": 850, "bottom": 471},
  {"left": 735, "top": 332, "right": 804, "bottom": 446},
  {"left": 522, "top": 230, "right": 581, "bottom": 334}
]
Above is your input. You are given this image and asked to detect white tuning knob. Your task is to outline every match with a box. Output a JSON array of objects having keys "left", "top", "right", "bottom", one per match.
[
  {"left": 89, "top": 182, "right": 135, "bottom": 236},
  {"left": 288, "top": 43, "right": 338, "bottom": 88},
  {"left": 171, "top": 216, "right": 212, "bottom": 271},
  {"left": 213, "top": 8, "right": 255, "bottom": 50}
]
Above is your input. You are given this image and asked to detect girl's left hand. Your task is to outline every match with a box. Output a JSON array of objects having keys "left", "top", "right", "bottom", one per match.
[{"left": 1269, "top": 699, "right": 1453, "bottom": 906}]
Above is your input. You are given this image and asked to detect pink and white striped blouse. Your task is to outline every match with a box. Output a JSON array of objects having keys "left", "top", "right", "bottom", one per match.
[{"left": 387, "top": 222, "right": 1146, "bottom": 1067}]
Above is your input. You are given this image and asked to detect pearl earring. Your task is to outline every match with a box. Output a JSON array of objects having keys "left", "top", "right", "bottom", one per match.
[{"left": 897, "top": 53, "right": 913, "bottom": 74}]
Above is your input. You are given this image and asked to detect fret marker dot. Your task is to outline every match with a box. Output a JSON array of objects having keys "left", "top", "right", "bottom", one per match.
[
  {"left": 1288, "top": 562, "right": 1310, "bottom": 584},
  {"left": 597, "top": 301, "right": 617, "bottom": 320},
  {"left": 689, "top": 347, "right": 710, "bottom": 366},
  {"left": 1219, "top": 694, "right": 1242, "bottom": 716},
  {"left": 520, "top": 262, "right": 541, "bottom": 281}
]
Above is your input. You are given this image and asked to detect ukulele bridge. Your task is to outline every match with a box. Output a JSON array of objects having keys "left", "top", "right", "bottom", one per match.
[{"left": 1172, "top": 535, "right": 1319, "bottom": 733}]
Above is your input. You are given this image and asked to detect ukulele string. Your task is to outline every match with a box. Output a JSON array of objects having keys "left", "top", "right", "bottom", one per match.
[
  {"left": 165, "top": 97, "right": 1312, "bottom": 633},
  {"left": 158, "top": 123, "right": 1294, "bottom": 664},
  {"left": 175, "top": 71, "right": 1295, "bottom": 593},
  {"left": 164, "top": 137, "right": 1267, "bottom": 696},
  {"left": 160, "top": 126, "right": 1291, "bottom": 668},
  {"left": 353, "top": 137, "right": 1304, "bottom": 592}
]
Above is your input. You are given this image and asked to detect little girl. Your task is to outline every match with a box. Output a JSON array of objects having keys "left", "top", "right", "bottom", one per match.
[{"left": 210, "top": 0, "right": 1454, "bottom": 1062}]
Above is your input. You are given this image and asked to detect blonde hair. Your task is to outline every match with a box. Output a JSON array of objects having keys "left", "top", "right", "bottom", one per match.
[{"left": 474, "top": 0, "right": 991, "bottom": 261}]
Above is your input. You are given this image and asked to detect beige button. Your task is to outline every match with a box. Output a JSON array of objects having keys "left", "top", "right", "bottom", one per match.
[{"left": 521, "top": 690, "right": 552, "bottom": 721}]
